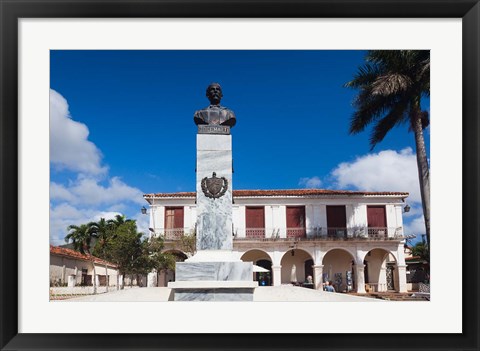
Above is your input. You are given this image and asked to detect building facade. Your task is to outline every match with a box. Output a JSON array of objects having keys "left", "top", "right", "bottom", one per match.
[
  {"left": 50, "top": 245, "right": 118, "bottom": 287},
  {"left": 144, "top": 189, "right": 409, "bottom": 293}
]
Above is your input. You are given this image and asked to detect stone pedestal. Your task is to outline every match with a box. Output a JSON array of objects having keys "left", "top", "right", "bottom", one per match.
[{"left": 169, "top": 131, "right": 257, "bottom": 301}]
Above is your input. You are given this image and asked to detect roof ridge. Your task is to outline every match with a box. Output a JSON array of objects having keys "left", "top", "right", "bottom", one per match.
[
  {"left": 50, "top": 245, "right": 117, "bottom": 268},
  {"left": 143, "top": 188, "right": 409, "bottom": 198}
]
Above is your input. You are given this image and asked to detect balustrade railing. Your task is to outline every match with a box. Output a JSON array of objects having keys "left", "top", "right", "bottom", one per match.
[
  {"left": 152, "top": 228, "right": 187, "bottom": 240},
  {"left": 235, "top": 226, "right": 404, "bottom": 241},
  {"left": 245, "top": 228, "right": 266, "bottom": 239},
  {"left": 153, "top": 226, "right": 404, "bottom": 241},
  {"left": 286, "top": 227, "right": 306, "bottom": 239}
]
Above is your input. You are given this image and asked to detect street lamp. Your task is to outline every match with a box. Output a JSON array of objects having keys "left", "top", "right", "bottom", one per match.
[
  {"left": 404, "top": 204, "right": 411, "bottom": 213},
  {"left": 141, "top": 206, "right": 156, "bottom": 236}
]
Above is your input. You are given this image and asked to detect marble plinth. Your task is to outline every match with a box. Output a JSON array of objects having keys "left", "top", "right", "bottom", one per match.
[
  {"left": 169, "top": 281, "right": 257, "bottom": 301},
  {"left": 196, "top": 134, "right": 232, "bottom": 250},
  {"left": 175, "top": 261, "right": 253, "bottom": 281},
  {"left": 173, "top": 288, "right": 255, "bottom": 301}
]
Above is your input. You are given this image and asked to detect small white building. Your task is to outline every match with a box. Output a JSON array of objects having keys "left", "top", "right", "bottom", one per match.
[
  {"left": 50, "top": 245, "right": 118, "bottom": 287},
  {"left": 143, "top": 188, "right": 409, "bottom": 293}
]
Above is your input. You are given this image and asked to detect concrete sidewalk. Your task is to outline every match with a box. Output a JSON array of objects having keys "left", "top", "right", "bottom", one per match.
[{"left": 59, "top": 285, "right": 381, "bottom": 302}]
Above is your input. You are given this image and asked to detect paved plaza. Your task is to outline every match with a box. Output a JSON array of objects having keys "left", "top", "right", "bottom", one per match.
[{"left": 59, "top": 285, "right": 381, "bottom": 302}]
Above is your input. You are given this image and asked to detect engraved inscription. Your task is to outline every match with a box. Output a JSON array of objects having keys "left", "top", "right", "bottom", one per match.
[{"left": 198, "top": 125, "right": 230, "bottom": 135}]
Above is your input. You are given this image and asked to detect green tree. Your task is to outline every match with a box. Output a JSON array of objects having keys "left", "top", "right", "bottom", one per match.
[
  {"left": 90, "top": 218, "right": 114, "bottom": 292},
  {"left": 175, "top": 230, "right": 196, "bottom": 257},
  {"left": 65, "top": 223, "right": 98, "bottom": 294},
  {"left": 410, "top": 241, "right": 430, "bottom": 262},
  {"left": 345, "top": 50, "right": 430, "bottom": 250},
  {"left": 101, "top": 220, "right": 144, "bottom": 289},
  {"left": 107, "top": 214, "right": 132, "bottom": 229},
  {"left": 145, "top": 236, "right": 176, "bottom": 283}
]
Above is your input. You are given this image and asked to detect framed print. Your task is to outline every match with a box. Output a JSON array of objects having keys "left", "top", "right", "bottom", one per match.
[{"left": 1, "top": 0, "right": 479, "bottom": 350}]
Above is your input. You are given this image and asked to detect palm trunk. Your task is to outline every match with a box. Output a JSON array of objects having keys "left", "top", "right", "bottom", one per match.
[{"left": 411, "top": 106, "right": 430, "bottom": 251}]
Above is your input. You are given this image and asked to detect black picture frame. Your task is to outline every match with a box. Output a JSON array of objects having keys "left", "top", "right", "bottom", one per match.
[{"left": 1, "top": 1, "right": 478, "bottom": 350}]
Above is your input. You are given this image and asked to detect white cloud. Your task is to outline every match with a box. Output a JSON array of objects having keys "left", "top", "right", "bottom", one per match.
[
  {"left": 49, "top": 91, "right": 150, "bottom": 245},
  {"left": 403, "top": 215, "right": 426, "bottom": 236},
  {"left": 51, "top": 176, "right": 145, "bottom": 206},
  {"left": 331, "top": 147, "right": 421, "bottom": 203},
  {"left": 50, "top": 89, "right": 107, "bottom": 175},
  {"left": 299, "top": 176, "right": 322, "bottom": 188},
  {"left": 49, "top": 203, "right": 123, "bottom": 246},
  {"left": 131, "top": 212, "right": 150, "bottom": 238}
]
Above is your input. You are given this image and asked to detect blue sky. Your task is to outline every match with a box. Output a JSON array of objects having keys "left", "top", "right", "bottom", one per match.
[{"left": 49, "top": 50, "right": 429, "bottom": 245}]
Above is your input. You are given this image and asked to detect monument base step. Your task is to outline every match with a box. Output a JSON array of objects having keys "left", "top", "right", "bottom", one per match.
[
  {"left": 169, "top": 281, "right": 258, "bottom": 289},
  {"left": 168, "top": 281, "right": 258, "bottom": 301}
]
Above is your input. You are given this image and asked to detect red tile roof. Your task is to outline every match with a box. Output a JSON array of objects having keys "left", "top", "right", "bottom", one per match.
[
  {"left": 405, "top": 256, "right": 422, "bottom": 261},
  {"left": 50, "top": 245, "right": 117, "bottom": 268},
  {"left": 144, "top": 189, "right": 409, "bottom": 199}
]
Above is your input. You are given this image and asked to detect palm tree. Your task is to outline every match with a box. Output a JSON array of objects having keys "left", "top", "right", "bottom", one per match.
[
  {"left": 90, "top": 218, "right": 113, "bottom": 292},
  {"left": 345, "top": 50, "right": 430, "bottom": 250},
  {"left": 107, "top": 214, "right": 132, "bottom": 229},
  {"left": 65, "top": 223, "right": 98, "bottom": 294}
]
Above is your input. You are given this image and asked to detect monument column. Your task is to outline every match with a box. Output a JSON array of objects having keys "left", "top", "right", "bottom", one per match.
[
  {"left": 196, "top": 132, "right": 233, "bottom": 251},
  {"left": 168, "top": 83, "right": 257, "bottom": 301}
]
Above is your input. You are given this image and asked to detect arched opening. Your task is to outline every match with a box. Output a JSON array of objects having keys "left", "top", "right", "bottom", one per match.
[
  {"left": 322, "top": 248, "right": 355, "bottom": 293},
  {"left": 240, "top": 249, "right": 273, "bottom": 286},
  {"left": 256, "top": 259, "right": 272, "bottom": 286},
  {"left": 363, "top": 248, "right": 397, "bottom": 292},
  {"left": 280, "top": 249, "right": 314, "bottom": 286}
]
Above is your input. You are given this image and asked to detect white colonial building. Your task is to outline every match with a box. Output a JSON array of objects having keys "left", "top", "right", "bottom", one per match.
[{"left": 143, "top": 188, "right": 409, "bottom": 294}]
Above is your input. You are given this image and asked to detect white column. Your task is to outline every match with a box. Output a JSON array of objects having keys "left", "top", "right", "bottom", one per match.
[
  {"left": 147, "top": 271, "right": 158, "bottom": 287},
  {"left": 272, "top": 265, "right": 282, "bottom": 286},
  {"left": 95, "top": 274, "right": 100, "bottom": 288},
  {"left": 379, "top": 267, "right": 387, "bottom": 292},
  {"left": 396, "top": 264, "right": 408, "bottom": 293},
  {"left": 313, "top": 265, "right": 324, "bottom": 290},
  {"left": 354, "top": 264, "right": 366, "bottom": 293},
  {"left": 67, "top": 275, "right": 76, "bottom": 287}
]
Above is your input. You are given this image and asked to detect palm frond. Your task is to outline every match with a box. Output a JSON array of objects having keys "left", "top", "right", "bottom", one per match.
[
  {"left": 371, "top": 73, "right": 412, "bottom": 96},
  {"left": 344, "top": 63, "right": 382, "bottom": 89},
  {"left": 369, "top": 99, "right": 410, "bottom": 149},
  {"left": 349, "top": 92, "right": 405, "bottom": 134}
]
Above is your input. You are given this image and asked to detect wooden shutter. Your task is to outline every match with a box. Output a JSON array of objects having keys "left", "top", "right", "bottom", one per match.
[
  {"left": 326, "top": 206, "right": 347, "bottom": 237},
  {"left": 367, "top": 206, "right": 387, "bottom": 237},
  {"left": 286, "top": 206, "right": 306, "bottom": 238},
  {"left": 165, "top": 207, "right": 184, "bottom": 229},
  {"left": 367, "top": 206, "right": 386, "bottom": 228},
  {"left": 245, "top": 207, "right": 265, "bottom": 238}
]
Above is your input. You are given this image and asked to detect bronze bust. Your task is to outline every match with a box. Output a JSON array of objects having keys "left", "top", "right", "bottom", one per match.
[{"left": 194, "top": 83, "right": 236, "bottom": 128}]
